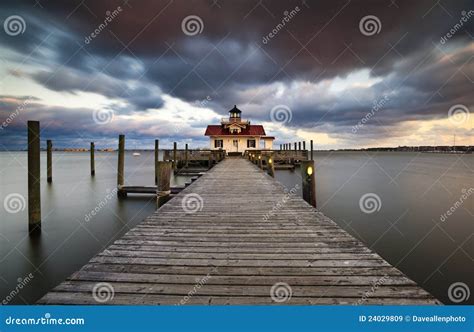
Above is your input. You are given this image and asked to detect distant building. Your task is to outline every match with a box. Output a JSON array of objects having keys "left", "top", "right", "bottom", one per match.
[{"left": 204, "top": 105, "right": 274, "bottom": 154}]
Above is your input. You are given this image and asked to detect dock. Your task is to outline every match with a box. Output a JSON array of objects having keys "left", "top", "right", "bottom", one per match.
[{"left": 39, "top": 158, "right": 439, "bottom": 305}]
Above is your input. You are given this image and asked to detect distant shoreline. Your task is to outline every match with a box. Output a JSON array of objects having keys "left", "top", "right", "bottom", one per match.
[{"left": 1, "top": 145, "right": 472, "bottom": 153}]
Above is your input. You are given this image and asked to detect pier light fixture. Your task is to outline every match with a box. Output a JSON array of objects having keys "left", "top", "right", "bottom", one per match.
[
  {"left": 268, "top": 158, "right": 273, "bottom": 164},
  {"left": 306, "top": 165, "right": 313, "bottom": 176},
  {"left": 258, "top": 155, "right": 261, "bottom": 160}
]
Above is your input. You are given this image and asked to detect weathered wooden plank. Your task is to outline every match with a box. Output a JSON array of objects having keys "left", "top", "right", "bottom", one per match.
[
  {"left": 97, "top": 249, "right": 381, "bottom": 260},
  {"left": 52, "top": 281, "right": 433, "bottom": 298},
  {"left": 68, "top": 271, "right": 417, "bottom": 286},
  {"left": 81, "top": 264, "right": 406, "bottom": 277},
  {"left": 89, "top": 256, "right": 393, "bottom": 267},
  {"left": 38, "top": 292, "right": 440, "bottom": 305}
]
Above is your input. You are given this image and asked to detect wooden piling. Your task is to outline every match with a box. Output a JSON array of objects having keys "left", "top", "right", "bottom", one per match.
[
  {"left": 310, "top": 140, "right": 314, "bottom": 161},
  {"left": 117, "top": 134, "right": 126, "bottom": 197},
  {"left": 173, "top": 142, "right": 177, "bottom": 170},
  {"left": 208, "top": 150, "right": 213, "bottom": 169},
  {"left": 298, "top": 142, "right": 301, "bottom": 151},
  {"left": 46, "top": 139, "right": 52, "bottom": 183},
  {"left": 156, "top": 161, "right": 172, "bottom": 208},
  {"left": 301, "top": 160, "right": 316, "bottom": 208},
  {"left": 303, "top": 141, "right": 306, "bottom": 150},
  {"left": 266, "top": 155, "right": 274, "bottom": 177},
  {"left": 294, "top": 142, "right": 297, "bottom": 151},
  {"left": 90, "top": 142, "right": 95, "bottom": 176},
  {"left": 154, "top": 140, "right": 159, "bottom": 184},
  {"left": 258, "top": 154, "right": 263, "bottom": 169},
  {"left": 28, "top": 121, "right": 41, "bottom": 234},
  {"left": 185, "top": 143, "right": 189, "bottom": 168}
]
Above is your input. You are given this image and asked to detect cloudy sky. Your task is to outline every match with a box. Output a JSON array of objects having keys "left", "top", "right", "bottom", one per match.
[{"left": 0, "top": 0, "right": 472, "bottom": 150}]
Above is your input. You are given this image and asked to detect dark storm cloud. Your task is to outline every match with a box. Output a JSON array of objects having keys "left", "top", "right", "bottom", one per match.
[{"left": 0, "top": 0, "right": 473, "bottom": 148}]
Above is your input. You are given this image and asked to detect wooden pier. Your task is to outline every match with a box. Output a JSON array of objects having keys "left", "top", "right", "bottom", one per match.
[{"left": 39, "top": 158, "right": 438, "bottom": 305}]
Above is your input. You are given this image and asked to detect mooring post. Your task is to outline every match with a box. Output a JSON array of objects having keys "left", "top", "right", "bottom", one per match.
[
  {"left": 154, "top": 139, "right": 159, "bottom": 185},
  {"left": 258, "top": 154, "right": 263, "bottom": 169},
  {"left": 310, "top": 140, "right": 314, "bottom": 161},
  {"left": 156, "top": 161, "right": 172, "bottom": 208},
  {"left": 294, "top": 142, "right": 297, "bottom": 151},
  {"left": 28, "top": 121, "right": 41, "bottom": 234},
  {"left": 298, "top": 141, "right": 301, "bottom": 151},
  {"left": 117, "top": 134, "right": 126, "bottom": 197},
  {"left": 208, "top": 150, "right": 213, "bottom": 169},
  {"left": 303, "top": 141, "right": 306, "bottom": 151},
  {"left": 266, "top": 154, "right": 275, "bottom": 177},
  {"left": 301, "top": 160, "right": 316, "bottom": 208},
  {"left": 90, "top": 142, "right": 95, "bottom": 176},
  {"left": 173, "top": 142, "right": 177, "bottom": 171},
  {"left": 46, "top": 139, "right": 52, "bottom": 183},
  {"left": 185, "top": 143, "right": 189, "bottom": 168}
]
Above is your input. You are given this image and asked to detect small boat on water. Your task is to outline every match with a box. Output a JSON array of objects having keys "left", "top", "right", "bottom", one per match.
[{"left": 132, "top": 152, "right": 141, "bottom": 157}]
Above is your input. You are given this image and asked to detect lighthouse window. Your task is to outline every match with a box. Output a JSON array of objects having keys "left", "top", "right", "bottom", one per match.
[
  {"left": 214, "top": 139, "right": 223, "bottom": 148},
  {"left": 247, "top": 139, "right": 256, "bottom": 148}
]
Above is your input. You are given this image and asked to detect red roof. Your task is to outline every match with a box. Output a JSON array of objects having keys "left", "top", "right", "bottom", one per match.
[{"left": 205, "top": 125, "right": 266, "bottom": 136}]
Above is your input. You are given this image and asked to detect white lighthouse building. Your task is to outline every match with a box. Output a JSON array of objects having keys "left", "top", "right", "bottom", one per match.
[{"left": 204, "top": 105, "right": 274, "bottom": 155}]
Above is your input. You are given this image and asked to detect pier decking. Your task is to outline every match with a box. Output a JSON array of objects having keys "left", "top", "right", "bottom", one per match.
[{"left": 39, "top": 158, "right": 439, "bottom": 304}]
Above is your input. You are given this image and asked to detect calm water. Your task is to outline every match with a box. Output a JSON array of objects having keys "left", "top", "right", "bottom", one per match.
[{"left": 1, "top": 151, "right": 473, "bottom": 304}]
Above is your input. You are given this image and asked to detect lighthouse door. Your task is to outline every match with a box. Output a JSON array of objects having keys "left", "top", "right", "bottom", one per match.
[{"left": 232, "top": 139, "right": 239, "bottom": 152}]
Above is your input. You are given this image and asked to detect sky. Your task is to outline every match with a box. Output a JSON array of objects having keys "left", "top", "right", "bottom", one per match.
[{"left": 0, "top": 0, "right": 473, "bottom": 150}]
